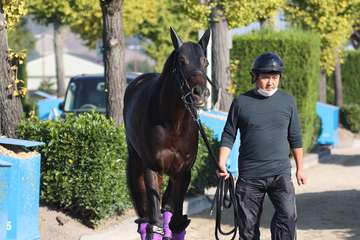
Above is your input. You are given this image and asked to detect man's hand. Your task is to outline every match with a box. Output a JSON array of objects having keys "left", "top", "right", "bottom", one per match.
[
  {"left": 296, "top": 169, "right": 307, "bottom": 186},
  {"left": 216, "top": 165, "right": 229, "bottom": 179}
]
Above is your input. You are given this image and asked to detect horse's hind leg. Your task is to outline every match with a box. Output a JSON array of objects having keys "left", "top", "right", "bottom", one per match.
[
  {"left": 126, "top": 143, "right": 148, "bottom": 239},
  {"left": 144, "top": 167, "right": 163, "bottom": 239}
]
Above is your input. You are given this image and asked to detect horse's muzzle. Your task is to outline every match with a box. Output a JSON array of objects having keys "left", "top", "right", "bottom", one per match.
[{"left": 191, "top": 85, "right": 210, "bottom": 108}]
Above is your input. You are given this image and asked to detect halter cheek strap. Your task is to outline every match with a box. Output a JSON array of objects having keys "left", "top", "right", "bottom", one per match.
[{"left": 172, "top": 51, "right": 213, "bottom": 121}]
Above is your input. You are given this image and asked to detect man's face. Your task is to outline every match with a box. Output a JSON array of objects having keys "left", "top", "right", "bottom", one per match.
[{"left": 256, "top": 73, "right": 280, "bottom": 91}]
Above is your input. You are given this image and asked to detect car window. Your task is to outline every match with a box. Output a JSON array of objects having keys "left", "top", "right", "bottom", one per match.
[{"left": 64, "top": 78, "right": 106, "bottom": 112}]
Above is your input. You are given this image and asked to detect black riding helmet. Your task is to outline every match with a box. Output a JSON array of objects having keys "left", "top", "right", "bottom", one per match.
[{"left": 250, "top": 52, "right": 284, "bottom": 83}]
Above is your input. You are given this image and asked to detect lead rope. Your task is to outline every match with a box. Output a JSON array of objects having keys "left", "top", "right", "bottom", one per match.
[{"left": 197, "top": 120, "right": 239, "bottom": 240}]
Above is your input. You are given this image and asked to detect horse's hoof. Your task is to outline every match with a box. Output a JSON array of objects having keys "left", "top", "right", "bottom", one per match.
[
  {"left": 171, "top": 231, "right": 186, "bottom": 240},
  {"left": 169, "top": 215, "right": 190, "bottom": 233}
]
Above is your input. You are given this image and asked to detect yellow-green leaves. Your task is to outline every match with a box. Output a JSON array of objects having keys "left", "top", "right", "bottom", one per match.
[
  {"left": 123, "top": 0, "right": 159, "bottom": 35},
  {"left": 286, "top": 0, "right": 360, "bottom": 75},
  {"left": 27, "top": 0, "right": 75, "bottom": 25},
  {"left": 2, "top": 0, "right": 27, "bottom": 29},
  {"left": 222, "top": 0, "right": 285, "bottom": 28},
  {"left": 7, "top": 48, "right": 27, "bottom": 97},
  {"left": 68, "top": 0, "right": 159, "bottom": 48},
  {"left": 179, "top": 0, "right": 285, "bottom": 29}
]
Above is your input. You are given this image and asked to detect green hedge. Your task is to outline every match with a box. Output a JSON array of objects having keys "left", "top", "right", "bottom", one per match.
[
  {"left": 341, "top": 50, "right": 360, "bottom": 105},
  {"left": 17, "top": 113, "right": 219, "bottom": 226},
  {"left": 340, "top": 104, "right": 360, "bottom": 133},
  {"left": 231, "top": 29, "right": 321, "bottom": 151},
  {"left": 327, "top": 50, "right": 360, "bottom": 105}
]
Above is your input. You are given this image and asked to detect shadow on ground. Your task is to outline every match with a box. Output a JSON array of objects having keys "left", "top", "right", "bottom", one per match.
[
  {"left": 260, "top": 189, "right": 360, "bottom": 240},
  {"left": 319, "top": 154, "right": 360, "bottom": 167},
  {"left": 194, "top": 153, "right": 360, "bottom": 240},
  {"left": 200, "top": 189, "right": 360, "bottom": 240}
]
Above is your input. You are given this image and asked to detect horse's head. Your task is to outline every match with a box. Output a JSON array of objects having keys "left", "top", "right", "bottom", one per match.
[{"left": 170, "top": 27, "right": 211, "bottom": 109}]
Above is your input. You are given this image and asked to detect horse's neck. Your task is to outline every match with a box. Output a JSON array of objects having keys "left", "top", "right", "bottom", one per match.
[{"left": 158, "top": 73, "right": 193, "bottom": 133}]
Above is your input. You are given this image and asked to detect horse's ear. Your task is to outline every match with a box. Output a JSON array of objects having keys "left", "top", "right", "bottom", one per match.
[
  {"left": 170, "top": 27, "right": 183, "bottom": 50},
  {"left": 198, "top": 29, "right": 211, "bottom": 55}
]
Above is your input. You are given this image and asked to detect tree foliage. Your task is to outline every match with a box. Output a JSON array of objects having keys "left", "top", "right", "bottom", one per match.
[
  {"left": 8, "top": 20, "right": 35, "bottom": 52},
  {"left": 68, "top": 0, "right": 159, "bottom": 48},
  {"left": 138, "top": 0, "right": 198, "bottom": 71},
  {"left": 179, "top": 0, "right": 285, "bottom": 29},
  {"left": 27, "top": 0, "right": 75, "bottom": 25},
  {"left": 69, "top": 0, "right": 195, "bottom": 71},
  {"left": 2, "top": 0, "right": 27, "bottom": 28},
  {"left": 285, "top": 0, "right": 360, "bottom": 75}
]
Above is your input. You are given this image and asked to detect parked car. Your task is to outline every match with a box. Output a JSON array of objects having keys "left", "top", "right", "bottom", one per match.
[{"left": 59, "top": 72, "right": 140, "bottom": 115}]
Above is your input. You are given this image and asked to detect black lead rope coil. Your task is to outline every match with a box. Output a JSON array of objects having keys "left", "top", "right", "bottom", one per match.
[
  {"left": 211, "top": 174, "right": 239, "bottom": 240},
  {"left": 196, "top": 120, "right": 239, "bottom": 240}
]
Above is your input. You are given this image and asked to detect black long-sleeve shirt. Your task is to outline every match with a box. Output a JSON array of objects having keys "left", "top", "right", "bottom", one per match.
[{"left": 221, "top": 89, "right": 302, "bottom": 178}]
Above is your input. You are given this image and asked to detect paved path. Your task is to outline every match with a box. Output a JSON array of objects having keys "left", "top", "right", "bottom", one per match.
[{"left": 186, "top": 146, "right": 360, "bottom": 240}]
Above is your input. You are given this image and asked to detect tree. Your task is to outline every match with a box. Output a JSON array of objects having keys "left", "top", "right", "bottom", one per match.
[
  {"left": 286, "top": 0, "right": 360, "bottom": 105},
  {"left": 179, "top": 0, "right": 284, "bottom": 111},
  {"left": 99, "top": 0, "right": 125, "bottom": 125},
  {"left": 28, "top": 1, "right": 77, "bottom": 97},
  {"left": 0, "top": 0, "right": 27, "bottom": 137}
]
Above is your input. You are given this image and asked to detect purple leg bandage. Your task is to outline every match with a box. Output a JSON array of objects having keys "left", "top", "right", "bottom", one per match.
[
  {"left": 151, "top": 232, "right": 163, "bottom": 240},
  {"left": 163, "top": 211, "right": 173, "bottom": 238},
  {"left": 138, "top": 222, "right": 148, "bottom": 240},
  {"left": 172, "top": 231, "right": 186, "bottom": 240}
]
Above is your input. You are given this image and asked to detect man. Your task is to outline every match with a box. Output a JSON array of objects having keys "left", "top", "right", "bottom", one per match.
[{"left": 217, "top": 52, "right": 307, "bottom": 240}]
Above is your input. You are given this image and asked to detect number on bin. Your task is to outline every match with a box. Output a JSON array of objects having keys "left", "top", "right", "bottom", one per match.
[{"left": 6, "top": 221, "right": 12, "bottom": 231}]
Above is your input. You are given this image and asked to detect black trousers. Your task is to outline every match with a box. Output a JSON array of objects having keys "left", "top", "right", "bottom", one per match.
[{"left": 235, "top": 174, "right": 297, "bottom": 240}]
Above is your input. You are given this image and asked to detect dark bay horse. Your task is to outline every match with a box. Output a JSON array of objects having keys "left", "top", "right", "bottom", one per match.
[{"left": 123, "top": 28, "right": 211, "bottom": 240}]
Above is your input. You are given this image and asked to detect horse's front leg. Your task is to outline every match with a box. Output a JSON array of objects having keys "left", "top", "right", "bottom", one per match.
[
  {"left": 169, "top": 170, "right": 192, "bottom": 240},
  {"left": 144, "top": 168, "right": 163, "bottom": 240}
]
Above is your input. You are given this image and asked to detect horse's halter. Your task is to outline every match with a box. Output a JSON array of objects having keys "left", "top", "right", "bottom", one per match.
[{"left": 172, "top": 50, "right": 214, "bottom": 120}]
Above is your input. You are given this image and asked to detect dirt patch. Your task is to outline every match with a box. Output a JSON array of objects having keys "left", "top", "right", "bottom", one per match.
[
  {"left": 0, "top": 144, "right": 37, "bottom": 158},
  {"left": 40, "top": 206, "right": 136, "bottom": 240}
]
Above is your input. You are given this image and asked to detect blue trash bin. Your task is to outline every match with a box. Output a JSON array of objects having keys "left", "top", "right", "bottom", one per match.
[
  {"left": 0, "top": 160, "right": 11, "bottom": 240},
  {"left": 316, "top": 102, "right": 340, "bottom": 146},
  {"left": 199, "top": 110, "right": 240, "bottom": 176},
  {"left": 0, "top": 138, "right": 44, "bottom": 240}
]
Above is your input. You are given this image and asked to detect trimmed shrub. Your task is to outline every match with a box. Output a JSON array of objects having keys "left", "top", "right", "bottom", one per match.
[
  {"left": 231, "top": 29, "right": 321, "bottom": 151},
  {"left": 341, "top": 50, "right": 360, "bottom": 106},
  {"left": 340, "top": 104, "right": 360, "bottom": 133},
  {"left": 17, "top": 113, "right": 130, "bottom": 226},
  {"left": 17, "top": 113, "right": 219, "bottom": 225}
]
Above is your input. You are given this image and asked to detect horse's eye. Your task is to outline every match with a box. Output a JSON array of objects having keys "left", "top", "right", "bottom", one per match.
[
  {"left": 179, "top": 56, "right": 188, "bottom": 65},
  {"left": 201, "top": 56, "right": 209, "bottom": 68}
]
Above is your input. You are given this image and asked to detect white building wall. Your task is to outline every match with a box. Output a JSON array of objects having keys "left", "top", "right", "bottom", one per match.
[{"left": 27, "top": 53, "right": 104, "bottom": 91}]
